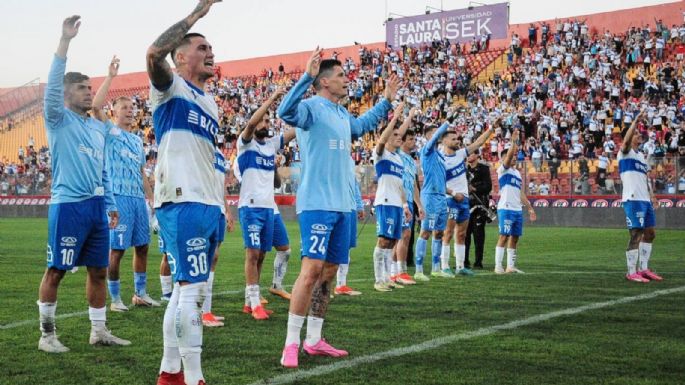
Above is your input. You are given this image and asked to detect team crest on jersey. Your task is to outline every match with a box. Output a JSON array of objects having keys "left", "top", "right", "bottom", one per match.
[
  {"left": 658, "top": 199, "right": 673, "bottom": 208},
  {"left": 60, "top": 237, "right": 77, "bottom": 247},
  {"left": 552, "top": 199, "right": 569, "bottom": 208},
  {"left": 591, "top": 199, "right": 609, "bottom": 208},
  {"left": 533, "top": 199, "right": 549, "bottom": 207},
  {"left": 611, "top": 200, "right": 624, "bottom": 208},
  {"left": 572, "top": 199, "right": 589, "bottom": 208}
]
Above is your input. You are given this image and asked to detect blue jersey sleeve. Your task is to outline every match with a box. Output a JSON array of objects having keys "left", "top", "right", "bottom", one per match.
[
  {"left": 44, "top": 54, "right": 66, "bottom": 129},
  {"left": 277, "top": 73, "right": 315, "bottom": 129},
  {"left": 424, "top": 122, "right": 449, "bottom": 156},
  {"left": 354, "top": 180, "right": 364, "bottom": 211},
  {"left": 350, "top": 98, "right": 392, "bottom": 138}
]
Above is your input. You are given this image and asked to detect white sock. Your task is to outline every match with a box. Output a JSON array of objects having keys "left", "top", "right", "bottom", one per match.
[
  {"left": 246, "top": 284, "right": 261, "bottom": 309},
  {"left": 455, "top": 244, "right": 466, "bottom": 270},
  {"left": 506, "top": 248, "right": 516, "bottom": 269},
  {"left": 395, "top": 261, "right": 403, "bottom": 275},
  {"left": 495, "top": 246, "right": 505, "bottom": 269},
  {"left": 626, "top": 249, "right": 639, "bottom": 275},
  {"left": 373, "top": 247, "right": 385, "bottom": 284},
  {"left": 337, "top": 263, "right": 349, "bottom": 288},
  {"left": 37, "top": 300, "right": 56, "bottom": 336},
  {"left": 160, "top": 284, "right": 181, "bottom": 374},
  {"left": 441, "top": 244, "right": 451, "bottom": 269},
  {"left": 305, "top": 316, "right": 324, "bottom": 346},
  {"left": 389, "top": 258, "right": 398, "bottom": 277},
  {"left": 160, "top": 275, "right": 172, "bottom": 297},
  {"left": 285, "top": 312, "right": 305, "bottom": 346},
  {"left": 177, "top": 283, "right": 206, "bottom": 385},
  {"left": 88, "top": 306, "right": 106, "bottom": 330},
  {"left": 400, "top": 260, "right": 407, "bottom": 273},
  {"left": 383, "top": 249, "right": 394, "bottom": 281},
  {"left": 202, "top": 272, "right": 214, "bottom": 314},
  {"left": 273, "top": 249, "right": 291, "bottom": 289},
  {"left": 639, "top": 242, "right": 652, "bottom": 271}
]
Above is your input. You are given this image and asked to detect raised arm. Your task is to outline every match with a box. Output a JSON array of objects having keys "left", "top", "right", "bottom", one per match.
[
  {"left": 45, "top": 16, "right": 81, "bottom": 127},
  {"left": 397, "top": 107, "right": 419, "bottom": 138},
  {"left": 425, "top": 122, "right": 450, "bottom": 155},
  {"left": 621, "top": 109, "right": 645, "bottom": 154},
  {"left": 375, "top": 102, "right": 404, "bottom": 156},
  {"left": 282, "top": 126, "right": 297, "bottom": 145},
  {"left": 277, "top": 48, "right": 321, "bottom": 129},
  {"left": 466, "top": 118, "right": 497, "bottom": 154},
  {"left": 350, "top": 74, "right": 399, "bottom": 137},
  {"left": 502, "top": 129, "right": 519, "bottom": 169},
  {"left": 92, "top": 56, "right": 119, "bottom": 122},
  {"left": 242, "top": 88, "right": 285, "bottom": 142},
  {"left": 146, "top": 0, "right": 221, "bottom": 89}
]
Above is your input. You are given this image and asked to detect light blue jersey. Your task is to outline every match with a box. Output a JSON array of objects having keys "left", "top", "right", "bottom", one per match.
[
  {"left": 349, "top": 157, "right": 364, "bottom": 211},
  {"left": 105, "top": 122, "right": 145, "bottom": 198},
  {"left": 420, "top": 122, "right": 449, "bottom": 196},
  {"left": 44, "top": 55, "right": 115, "bottom": 211},
  {"left": 399, "top": 150, "right": 417, "bottom": 205},
  {"left": 278, "top": 72, "right": 392, "bottom": 213}
]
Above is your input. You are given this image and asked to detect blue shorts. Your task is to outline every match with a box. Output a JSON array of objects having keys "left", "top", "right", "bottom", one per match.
[
  {"left": 110, "top": 195, "right": 150, "bottom": 250},
  {"left": 158, "top": 235, "right": 165, "bottom": 254},
  {"left": 447, "top": 196, "right": 471, "bottom": 224},
  {"left": 375, "top": 205, "right": 403, "bottom": 240},
  {"left": 217, "top": 213, "right": 226, "bottom": 243},
  {"left": 623, "top": 201, "right": 656, "bottom": 229},
  {"left": 421, "top": 193, "right": 447, "bottom": 232},
  {"left": 402, "top": 204, "right": 414, "bottom": 230},
  {"left": 498, "top": 209, "right": 523, "bottom": 237},
  {"left": 348, "top": 210, "right": 358, "bottom": 248},
  {"left": 272, "top": 213, "right": 289, "bottom": 247},
  {"left": 47, "top": 197, "right": 109, "bottom": 270},
  {"left": 239, "top": 207, "right": 275, "bottom": 252},
  {"left": 156, "top": 202, "right": 222, "bottom": 283},
  {"left": 298, "top": 210, "right": 351, "bottom": 265}
]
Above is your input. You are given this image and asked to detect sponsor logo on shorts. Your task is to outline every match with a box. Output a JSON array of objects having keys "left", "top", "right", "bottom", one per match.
[
  {"left": 311, "top": 223, "right": 328, "bottom": 235},
  {"left": 115, "top": 224, "right": 127, "bottom": 232},
  {"left": 552, "top": 199, "right": 569, "bottom": 208},
  {"left": 591, "top": 199, "right": 609, "bottom": 208},
  {"left": 572, "top": 199, "right": 589, "bottom": 208},
  {"left": 186, "top": 237, "right": 207, "bottom": 252},
  {"left": 385, "top": 218, "right": 395, "bottom": 225},
  {"left": 247, "top": 224, "right": 260, "bottom": 232},
  {"left": 60, "top": 236, "right": 77, "bottom": 247},
  {"left": 658, "top": 199, "right": 673, "bottom": 208}
]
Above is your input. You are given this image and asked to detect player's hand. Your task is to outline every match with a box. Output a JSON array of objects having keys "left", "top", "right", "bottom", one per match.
[
  {"left": 528, "top": 208, "right": 537, "bottom": 222},
  {"left": 306, "top": 47, "right": 323, "bottom": 78},
  {"left": 651, "top": 196, "right": 659, "bottom": 210},
  {"left": 192, "top": 0, "right": 222, "bottom": 19},
  {"left": 403, "top": 205, "right": 412, "bottom": 222},
  {"left": 357, "top": 209, "right": 365, "bottom": 220},
  {"left": 511, "top": 129, "right": 520, "bottom": 142},
  {"left": 226, "top": 213, "right": 236, "bottom": 232},
  {"left": 383, "top": 73, "right": 400, "bottom": 101},
  {"left": 392, "top": 101, "right": 405, "bottom": 119},
  {"left": 108, "top": 211, "right": 119, "bottom": 229},
  {"left": 108, "top": 55, "right": 120, "bottom": 78},
  {"left": 62, "top": 15, "right": 81, "bottom": 40},
  {"left": 270, "top": 87, "right": 287, "bottom": 101},
  {"left": 418, "top": 206, "right": 426, "bottom": 220},
  {"left": 453, "top": 193, "right": 465, "bottom": 202}
]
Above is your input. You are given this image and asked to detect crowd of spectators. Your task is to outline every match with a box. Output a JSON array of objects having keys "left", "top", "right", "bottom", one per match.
[{"left": 2, "top": 17, "right": 685, "bottom": 197}]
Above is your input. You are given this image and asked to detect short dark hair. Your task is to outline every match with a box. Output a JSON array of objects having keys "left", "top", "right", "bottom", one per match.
[
  {"left": 171, "top": 33, "right": 206, "bottom": 65},
  {"left": 441, "top": 130, "right": 457, "bottom": 140},
  {"left": 402, "top": 129, "right": 416, "bottom": 141},
  {"left": 64, "top": 72, "right": 89, "bottom": 85},
  {"left": 313, "top": 59, "right": 342, "bottom": 90}
]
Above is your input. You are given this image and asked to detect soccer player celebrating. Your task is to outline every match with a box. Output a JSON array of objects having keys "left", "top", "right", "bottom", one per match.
[
  {"left": 277, "top": 48, "right": 399, "bottom": 368},
  {"left": 494, "top": 129, "right": 537, "bottom": 274},
  {"left": 146, "top": 1, "right": 223, "bottom": 384},
  {"left": 618, "top": 109, "right": 662, "bottom": 283},
  {"left": 37, "top": 15, "right": 130, "bottom": 353},
  {"left": 395, "top": 114, "right": 425, "bottom": 285},
  {"left": 414, "top": 121, "right": 450, "bottom": 281},
  {"left": 441, "top": 124, "right": 493, "bottom": 276},
  {"left": 236, "top": 88, "right": 286, "bottom": 320},
  {"left": 91, "top": 57, "right": 159, "bottom": 311},
  {"left": 372, "top": 102, "right": 412, "bottom": 291}
]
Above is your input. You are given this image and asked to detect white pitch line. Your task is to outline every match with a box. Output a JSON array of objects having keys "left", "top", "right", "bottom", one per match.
[
  {"left": 247, "top": 285, "right": 685, "bottom": 385},
  {"left": 2, "top": 273, "right": 682, "bottom": 330}
]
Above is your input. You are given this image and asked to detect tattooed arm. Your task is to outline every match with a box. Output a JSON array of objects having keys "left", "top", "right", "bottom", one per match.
[{"left": 146, "top": 0, "right": 221, "bottom": 89}]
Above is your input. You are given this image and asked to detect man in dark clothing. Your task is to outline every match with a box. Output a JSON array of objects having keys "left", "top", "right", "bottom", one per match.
[{"left": 464, "top": 151, "right": 492, "bottom": 269}]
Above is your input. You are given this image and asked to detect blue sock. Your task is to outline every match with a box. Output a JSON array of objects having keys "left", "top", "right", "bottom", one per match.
[
  {"left": 431, "top": 239, "right": 442, "bottom": 270},
  {"left": 415, "top": 238, "right": 427, "bottom": 273},
  {"left": 133, "top": 272, "right": 147, "bottom": 297},
  {"left": 108, "top": 279, "right": 121, "bottom": 301}
]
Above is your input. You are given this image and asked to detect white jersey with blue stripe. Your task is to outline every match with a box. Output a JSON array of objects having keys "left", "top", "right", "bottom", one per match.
[
  {"left": 214, "top": 150, "right": 228, "bottom": 214},
  {"left": 618, "top": 149, "right": 650, "bottom": 202},
  {"left": 237, "top": 135, "right": 281, "bottom": 208},
  {"left": 373, "top": 149, "right": 404, "bottom": 207},
  {"left": 150, "top": 73, "right": 222, "bottom": 208},
  {"left": 444, "top": 148, "right": 469, "bottom": 197},
  {"left": 497, "top": 165, "right": 523, "bottom": 211},
  {"left": 105, "top": 122, "right": 145, "bottom": 198}
]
